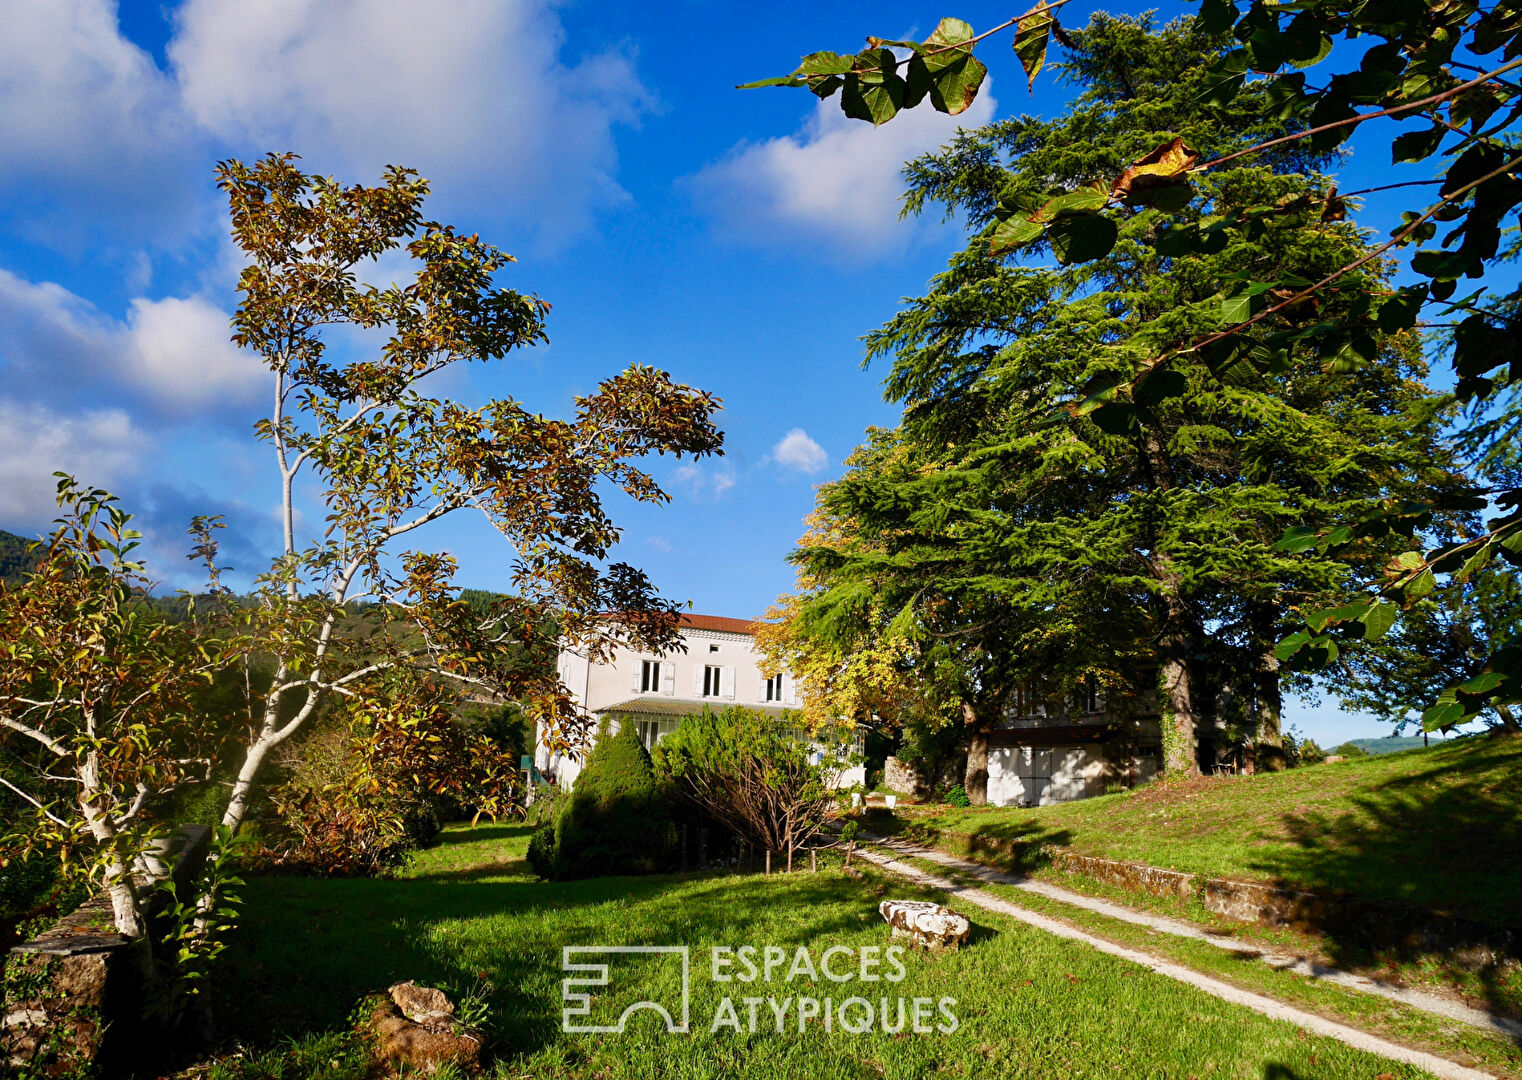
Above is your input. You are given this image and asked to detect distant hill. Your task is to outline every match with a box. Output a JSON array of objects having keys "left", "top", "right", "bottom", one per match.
[
  {"left": 1345, "top": 735, "right": 1436, "bottom": 755},
  {"left": 0, "top": 529, "right": 39, "bottom": 584}
]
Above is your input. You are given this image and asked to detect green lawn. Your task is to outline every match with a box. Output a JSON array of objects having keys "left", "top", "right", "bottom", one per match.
[
  {"left": 876, "top": 736, "right": 1522, "bottom": 926},
  {"left": 205, "top": 822, "right": 1442, "bottom": 1080}
]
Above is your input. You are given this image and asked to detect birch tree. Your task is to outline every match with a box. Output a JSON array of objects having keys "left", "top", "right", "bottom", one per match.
[{"left": 214, "top": 154, "right": 724, "bottom": 839}]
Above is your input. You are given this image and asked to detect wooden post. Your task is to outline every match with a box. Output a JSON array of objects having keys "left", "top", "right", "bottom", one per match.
[
  {"left": 811, "top": 850, "right": 817, "bottom": 873},
  {"left": 765, "top": 849, "right": 772, "bottom": 875}
]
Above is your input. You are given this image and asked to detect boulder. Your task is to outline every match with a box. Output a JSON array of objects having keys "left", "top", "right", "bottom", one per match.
[
  {"left": 368, "top": 984, "right": 481, "bottom": 1074},
  {"left": 390, "top": 981, "right": 456, "bottom": 1025},
  {"left": 879, "top": 899, "right": 971, "bottom": 950}
]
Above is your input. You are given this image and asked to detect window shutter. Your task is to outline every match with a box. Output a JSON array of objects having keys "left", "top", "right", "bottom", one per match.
[
  {"left": 661, "top": 662, "right": 675, "bottom": 695},
  {"left": 721, "top": 666, "right": 735, "bottom": 700},
  {"left": 693, "top": 664, "right": 705, "bottom": 696},
  {"left": 631, "top": 664, "right": 642, "bottom": 693},
  {"left": 784, "top": 673, "right": 798, "bottom": 705}
]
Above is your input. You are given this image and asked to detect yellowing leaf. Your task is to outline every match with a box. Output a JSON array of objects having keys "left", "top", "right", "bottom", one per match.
[{"left": 1110, "top": 137, "right": 1201, "bottom": 203}]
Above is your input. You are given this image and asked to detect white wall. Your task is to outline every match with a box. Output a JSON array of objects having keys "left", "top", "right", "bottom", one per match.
[
  {"left": 567, "top": 627, "right": 798, "bottom": 716},
  {"left": 987, "top": 745, "right": 1114, "bottom": 807}
]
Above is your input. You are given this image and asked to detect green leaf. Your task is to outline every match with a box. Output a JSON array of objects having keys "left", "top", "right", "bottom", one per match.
[
  {"left": 1390, "top": 125, "right": 1445, "bottom": 164},
  {"left": 1035, "top": 186, "right": 1111, "bottom": 219},
  {"left": 799, "top": 51, "right": 855, "bottom": 76},
  {"left": 1376, "top": 287, "right": 1425, "bottom": 333},
  {"left": 1454, "top": 542, "right": 1494, "bottom": 585},
  {"left": 1361, "top": 601, "right": 1399, "bottom": 641},
  {"left": 1404, "top": 568, "right": 1436, "bottom": 602},
  {"left": 840, "top": 50, "right": 905, "bottom": 126},
  {"left": 1046, "top": 212, "right": 1118, "bottom": 264},
  {"left": 1421, "top": 695, "right": 1468, "bottom": 731},
  {"left": 988, "top": 215, "right": 1045, "bottom": 255},
  {"left": 1277, "top": 526, "right": 1318, "bottom": 553},
  {"left": 1133, "top": 368, "right": 1188, "bottom": 407},
  {"left": 925, "top": 52, "right": 988, "bottom": 115},
  {"left": 1090, "top": 401, "right": 1139, "bottom": 435},
  {"left": 1196, "top": 51, "right": 1248, "bottom": 107},
  {"left": 1195, "top": 0, "right": 1238, "bottom": 37},
  {"left": 1458, "top": 670, "right": 1505, "bottom": 696},
  {"left": 1274, "top": 631, "right": 1311, "bottom": 661},
  {"left": 1013, "top": 4, "right": 1056, "bottom": 90},
  {"left": 738, "top": 76, "right": 807, "bottom": 90}
]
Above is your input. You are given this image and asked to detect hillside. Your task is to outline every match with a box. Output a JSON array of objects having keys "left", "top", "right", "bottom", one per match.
[
  {"left": 0, "top": 528, "right": 37, "bottom": 584},
  {"left": 1346, "top": 735, "right": 1435, "bottom": 755},
  {"left": 882, "top": 735, "right": 1522, "bottom": 926}
]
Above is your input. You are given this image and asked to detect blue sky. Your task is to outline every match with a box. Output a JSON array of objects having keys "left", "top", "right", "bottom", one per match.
[{"left": 0, "top": 0, "right": 1474, "bottom": 747}]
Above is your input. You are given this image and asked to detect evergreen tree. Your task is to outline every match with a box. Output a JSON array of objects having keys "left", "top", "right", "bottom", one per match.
[
  {"left": 535, "top": 718, "right": 678, "bottom": 880},
  {"left": 788, "top": 16, "right": 1466, "bottom": 797}
]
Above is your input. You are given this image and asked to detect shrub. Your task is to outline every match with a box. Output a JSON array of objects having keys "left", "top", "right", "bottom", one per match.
[
  {"left": 944, "top": 785, "right": 971, "bottom": 808},
  {"left": 527, "top": 822, "right": 556, "bottom": 879},
  {"left": 653, "top": 706, "right": 852, "bottom": 868},
  {"left": 1332, "top": 741, "right": 1370, "bottom": 759},
  {"left": 533, "top": 718, "right": 678, "bottom": 880}
]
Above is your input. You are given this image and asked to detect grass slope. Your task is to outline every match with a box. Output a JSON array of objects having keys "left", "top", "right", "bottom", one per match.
[
  {"left": 206, "top": 823, "right": 1438, "bottom": 1080},
  {"left": 879, "top": 736, "right": 1522, "bottom": 927}
]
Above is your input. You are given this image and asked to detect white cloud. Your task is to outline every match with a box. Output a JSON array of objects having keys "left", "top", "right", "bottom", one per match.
[
  {"left": 671, "top": 462, "right": 738, "bottom": 502},
  {"left": 687, "top": 86, "right": 996, "bottom": 255},
  {"left": 124, "top": 295, "right": 266, "bottom": 410},
  {"left": 0, "top": 0, "right": 199, "bottom": 241},
  {"left": 168, "top": 0, "right": 655, "bottom": 244},
  {"left": 646, "top": 536, "right": 674, "bottom": 554},
  {"left": 772, "top": 428, "right": 828, "bottom": 474},
  {"left": 0, "top": 269, "right": 262, "bottom": 419},
  {"left": 0, "top": 400, "right": 146, "bottom": 524}
]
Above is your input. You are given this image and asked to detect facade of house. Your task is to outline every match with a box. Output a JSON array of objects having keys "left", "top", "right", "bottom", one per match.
[
  {"left": 984, "top": 683, "right": 1163, "bottom": 806},
  {"left": 536, "top": 614, "right": 866, "bottom": 790}
]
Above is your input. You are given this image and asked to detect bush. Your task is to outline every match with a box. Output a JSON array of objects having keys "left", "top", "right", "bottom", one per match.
[
  {"left": 1332, "top": 741, "right": 1370, "bottom": 759},
  {"left": 532, "top": 718, "right": 677, "bottom": 880},
  {"left": 653, "top": 706, "right": 851, "bottom": 865},
  {"left": 527, "top": 822, "right": 556, "bottom": 878},
  {"left": 944, "top": 785, "right": 971, "bottom": 808}
]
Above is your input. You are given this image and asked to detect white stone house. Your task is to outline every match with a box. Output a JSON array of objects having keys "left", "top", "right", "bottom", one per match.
[
  {"left": 984, "top": 682, "right": 1162, "bottom": 806},
  {"left": 536, "top": 613, "right": 866, "bottom": 790}
]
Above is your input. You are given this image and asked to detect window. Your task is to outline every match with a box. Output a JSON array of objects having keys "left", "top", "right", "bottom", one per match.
[
  {"left": 1075, "top": 677, "right": 1099, "bottom": 713},
  {"left": 709, "top": 643, "right": 720, "bottom": 653},
  {"left": 641, "top": 660, "right": 660, "bottom": 693},
  {"left": 763, "top": 673, "right": 784, "bottom": 702},
  {"left": 702, "top": 665, "right": 722, "bottom": 697},
  {"left": 636, "top": 718, "right": 679, "bottom": 750}
]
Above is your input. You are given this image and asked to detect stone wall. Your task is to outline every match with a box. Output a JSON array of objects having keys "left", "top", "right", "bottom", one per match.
[
  {"left": 905, "top": 826, "right": 1519, "bottom": 967},
  {"left": 883, "top": 755, "right": 966, "bottom": 796},
  {"left": 3, "top": 825, "right": 210, "bottom": 1076}
]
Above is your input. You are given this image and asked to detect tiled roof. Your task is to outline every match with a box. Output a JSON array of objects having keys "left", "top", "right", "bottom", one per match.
[
  {"left": 677, "top": 613, "right": 762, "bottom": 635},
  {"left": 601, "top": 612, "right": 762, "bottom": 635},
  {"left": 600, "top": 696, "right": 793, "bottom": 717}
]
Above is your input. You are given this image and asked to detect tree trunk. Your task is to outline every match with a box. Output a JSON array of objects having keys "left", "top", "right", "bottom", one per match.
[
  {"left": 1494, "top": 704, "right": 1521, "bottom": 735},
  {"left": 1139, "top": 427, "right": 1198, "bottom": 777},
  {"left": 963, "top": 700, "right": 995, "bottom": 805},
  {"left": 1157, "top": 594, "right": 1199, "bottom": 777},
  {"left": 1246, "top": 602, "right": 1284, "bottom": 773}
]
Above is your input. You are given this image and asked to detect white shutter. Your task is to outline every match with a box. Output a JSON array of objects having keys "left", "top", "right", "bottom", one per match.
[
  {"left": 694, "top": 664, "right": 705, "bottom": 696},
  {"left": 721, "top": 666, "right": 735, "bottom": 700},
  {"left": 661, "top": 662, "right": 675, "bottom": 695},
  {"left": 631, "top": 663, "right": 642, "bottom": 693},
  {"left": 784, "top": 673, "right": 798, "bottom": 705}
]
